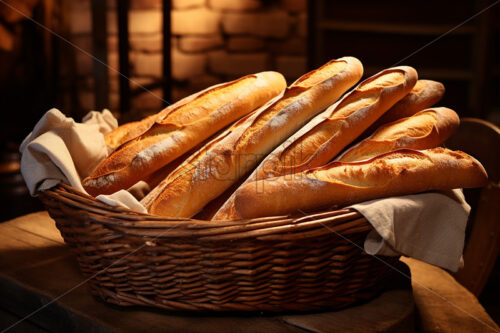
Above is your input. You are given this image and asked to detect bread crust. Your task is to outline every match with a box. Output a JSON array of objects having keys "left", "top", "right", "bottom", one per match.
[
  {"left": 213, "top": 66, "right": 418, "bottom": 220},
  {"left": 104, "top": 114, "right": 157, "bottom": 149},
  {"left": 83, "top": 71, "right": 287, "bottom": 196},
  {"left": 143, "top": 57, "right": 364, "bottom": 217},
  {"left": 104, "top": 84, "right": 218, "bottom": 150},
  {"left": 231, "top": 147, "right": 488, "bottom": 219},
  {"left": 336, "top": 107, "right": 459, "bottom": 162},
  {"left": 366, "top": 79, "right": 445, "bottom": 133}
]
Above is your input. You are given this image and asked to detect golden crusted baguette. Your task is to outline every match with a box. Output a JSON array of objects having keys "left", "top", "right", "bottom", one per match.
[
  {"left": 142, "top": 57, "right": 364, "bottom": 217},
  {"left": 104, "top": 114, "right": 157, "bottom": 149},
  {"left": 83, "top": 71, "right": 287, "bottom": 196},
  {"left": 140, "top": 99, "right": 279, "bottom": 212},
  {"left": 104, "top": 85, "right": 216, "bottom": 150},
  {"left": 142, "top": 150, "right": 190, "bottom": 190},
  {"left": 213, "top": 66, "right": 418, "bottom": 220},
  {"left": 366, "top": 79, "right": 445, "bottom": 133},
  {"left": 141, "top": 124, "right": 229, "bottom": 190},
  {"left": 230, "top": 148, "right": 488, "bottom": 220},
  {"left": 336, "top": 107, "right": 459, "bottom": 162}
]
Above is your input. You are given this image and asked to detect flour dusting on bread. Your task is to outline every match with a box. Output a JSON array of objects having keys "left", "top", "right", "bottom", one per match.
[{"left": 133, "top": 132, "right": 186, "bottom": 165}]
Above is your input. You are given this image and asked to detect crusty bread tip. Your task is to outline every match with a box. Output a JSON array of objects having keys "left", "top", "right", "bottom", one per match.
[
  {"left": 104, "top": 114, "right": 156, "bottom": 149},
  {"left": 336, "top": 107, "right": 460, "bottom": 162},
  {"left": 365, "top": 79, "right": 445, "bottom": 134}
]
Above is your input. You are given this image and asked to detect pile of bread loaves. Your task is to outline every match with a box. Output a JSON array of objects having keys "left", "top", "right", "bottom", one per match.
[{"left": 82, "top": 57, "right": 488, "bottom": 220}]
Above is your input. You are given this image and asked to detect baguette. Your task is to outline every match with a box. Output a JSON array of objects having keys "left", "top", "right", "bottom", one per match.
[
  {"left": 230, "top": 147, "right": 488, "bottom": 219},
  {"left": 104, "top": 85, "right": 217, "bottom": 150},
  {"left": 366, "top": 79, "right": 445, "bottom": 133},
  {"left": 143, "top": 57, "right": 364, "bottom": 217},
  {"left": 140, "top": 99, "right": 279, "bottom": 212},
  {"left": 104, "top": 114, "right": 157, "bottom": 150},
  {"left": 213, "top": 66, "right": 418, "bottom": 220},
  {"left": 141, "top": 124, "right": 229, "bottom": 190},
  {"left": 83, "top": 71, "right": 287, "bottom": 196},
  {"left": 336, "top": 107, "right": 459, "bottom": 162}
]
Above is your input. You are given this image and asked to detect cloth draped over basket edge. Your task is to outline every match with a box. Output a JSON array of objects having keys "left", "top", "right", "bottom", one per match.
[{"left": 19, "top": 108, "right": 470, "bottom": 272}]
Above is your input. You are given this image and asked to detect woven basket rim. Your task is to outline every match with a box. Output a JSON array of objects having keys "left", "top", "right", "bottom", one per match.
[{"left": 40, "top": 183, "right": 369, "bottom": 242}]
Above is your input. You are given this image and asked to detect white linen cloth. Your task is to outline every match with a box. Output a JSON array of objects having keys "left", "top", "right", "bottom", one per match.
[
  {"left": 20, "top": 108, "right": 146, "bottom": 213},
  {"left": 350, "top": 189, "right": 469, "bottom": 272},
  {"left": 20, "top": 109, "right": 470, "bottom": 271}
]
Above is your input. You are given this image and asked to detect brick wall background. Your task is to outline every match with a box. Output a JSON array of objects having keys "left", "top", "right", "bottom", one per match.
[{"left": 66, "top": 0, "right": 307, "bottom": 122}]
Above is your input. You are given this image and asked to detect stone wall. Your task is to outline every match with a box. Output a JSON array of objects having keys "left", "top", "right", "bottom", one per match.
[{"left": 66, "top": 0, "right": 307, "bottom": 121}]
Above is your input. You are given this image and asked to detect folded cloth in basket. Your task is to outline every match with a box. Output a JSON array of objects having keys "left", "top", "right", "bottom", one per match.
[
  {"left": 20, "top": 109, "right": 469, "bottom": 271},
  {"left": 20, "top": 108, "right": 116, "bottom": 194},
  {"left": 350, "top": 190, "right": 469, "bottom": 272}
]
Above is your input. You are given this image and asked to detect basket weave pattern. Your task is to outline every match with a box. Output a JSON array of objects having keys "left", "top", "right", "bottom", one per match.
[{"left": 39, "top": 184, "right": 398, "bottom": 312}]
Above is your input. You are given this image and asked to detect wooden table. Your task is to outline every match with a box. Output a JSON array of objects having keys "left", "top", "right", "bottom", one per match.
[{"left": 0, "top": 212, "right": 498, "bottom": 332}]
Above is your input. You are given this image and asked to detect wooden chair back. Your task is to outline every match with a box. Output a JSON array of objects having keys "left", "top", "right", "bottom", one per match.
[{"left": 445, "top": 118, "right": 500, "bottom": 296}]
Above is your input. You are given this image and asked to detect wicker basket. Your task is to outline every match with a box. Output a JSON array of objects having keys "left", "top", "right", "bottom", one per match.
[{"left": 39, "top": 183, "right": 399, "bottom": 312}]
